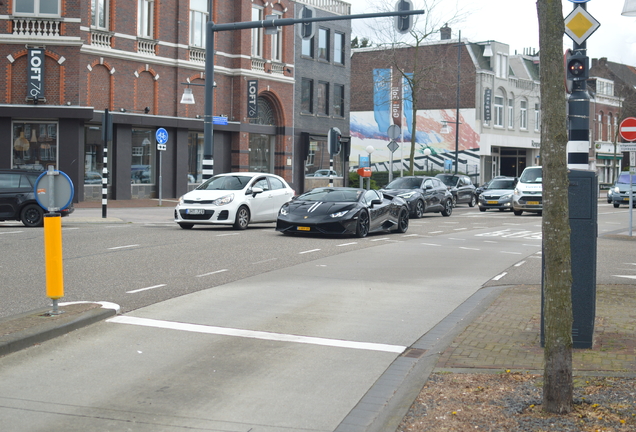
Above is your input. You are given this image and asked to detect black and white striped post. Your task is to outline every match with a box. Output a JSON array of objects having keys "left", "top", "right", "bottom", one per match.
[
  {"left": 101, "top": 109, "right": 112, "bottom": 218},
  {"left": 328, "top": 127, "right": 341, "bottom": 187}
]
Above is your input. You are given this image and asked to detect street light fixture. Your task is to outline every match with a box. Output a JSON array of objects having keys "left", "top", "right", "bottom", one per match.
[{"left": 622, "top": 0, "right": 636, "bottom": 16}]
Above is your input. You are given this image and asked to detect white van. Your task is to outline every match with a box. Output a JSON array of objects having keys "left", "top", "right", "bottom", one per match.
[{"left": 512, "top": 166, "right": 542, "bottom": 216}]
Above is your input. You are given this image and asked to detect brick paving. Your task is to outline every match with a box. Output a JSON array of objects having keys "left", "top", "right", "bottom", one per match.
[{"left": 436, "top": 284, "right": 636, "bottom": 374}]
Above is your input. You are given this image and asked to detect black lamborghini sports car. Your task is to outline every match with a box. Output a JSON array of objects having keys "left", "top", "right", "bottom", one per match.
[{"left": 275, "top": 187, "right": 409, "bottom": 238}]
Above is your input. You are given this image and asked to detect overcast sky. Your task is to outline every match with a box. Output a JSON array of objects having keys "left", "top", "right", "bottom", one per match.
[{"left": 346, "top": 0, "right": 636, "bottom": 66}]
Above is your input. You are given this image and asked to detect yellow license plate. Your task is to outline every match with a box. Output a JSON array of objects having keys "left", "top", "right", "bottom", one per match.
[
  {"left": 297, "top": 226, "right": 310, "bottom": 231},
  {"left": 487, "top": 201, "right": 498, "bottom": 205},
  {"left": 527, "top": 201, "right": 539, "bottom": 205}
]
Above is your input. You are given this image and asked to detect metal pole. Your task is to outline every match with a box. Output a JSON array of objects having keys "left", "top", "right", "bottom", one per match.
[
  {"left": 454, "top": 31, "right": 461, "bottom": 175},
  {"left": 203, "top": 22, "right": 215, "bottom": 180},
  {"left": 159, "top": 150, "right": 163, "bottom": 206}
]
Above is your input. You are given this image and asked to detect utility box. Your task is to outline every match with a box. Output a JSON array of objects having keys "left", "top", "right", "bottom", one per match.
[{"left": 542, "top": 169, "right": 597, "bottom": 349}]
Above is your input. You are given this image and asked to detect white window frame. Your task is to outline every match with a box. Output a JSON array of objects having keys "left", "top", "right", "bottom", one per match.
[
  {"left": 138, "top": 0, "right": 154, "bottom": 38},
  {"left": 597, "top": 113, "right": 603, "bottom": 141},
  {"left": 520, "top": 99, "right": 528, "bottom": 130},
  {"left": 608, "top": 113, "right": 614, "bottom": 141},
  {"left": 318, "top": 28, "right": 329, "bottom": 61},
  {"left": 496, "top": 53, "right": 508, "bottom": 79},
  {"left": 334, "top": 32, "right": 345, "bottom": 65},
  {"left": 190, "top": 0, "right": 208, "bottom": 48},
  {"left": 14, "top": 0, "right": 60, "bottom": 16},
  {"left": 534, "top": 103, "right": 540, "bottom": 132},
  {"left": 494, "top": 94, "right": 504, "bottom": 127},
  {"left": 270, "top": 10, "right": 283, "bottom": 62},
  {"left": 251, "top": 6, "right": 263, "bottom": 58},
  {"left": 91, "top": 0, "right": 109, "bottom": 29},
  {"left": 508, "top": 97, "right": 514, "bottom": 129}
]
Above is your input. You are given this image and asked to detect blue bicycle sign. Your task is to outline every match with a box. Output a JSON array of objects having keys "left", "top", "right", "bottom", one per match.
[{"left": 156, "top": 128, "right": 168, "bottom": 144}]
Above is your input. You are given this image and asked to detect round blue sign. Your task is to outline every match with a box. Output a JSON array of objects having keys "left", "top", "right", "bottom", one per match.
[
  {"left": 156, "top": 128, "right": 168, "bottom": 144},
  {"left": 34, "top": 170, "right": 74, "bottom": 212}
]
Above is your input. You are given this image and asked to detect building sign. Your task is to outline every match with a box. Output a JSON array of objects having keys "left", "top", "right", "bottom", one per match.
[
  {"left": 484, "top": 88, "right": 492, "bottom": 122},
  {"left": 247, "top": 80, "right": 258, "bottom": 118},
  {"left": 28, "top": 49, "right": 45, "bottom": 102}
]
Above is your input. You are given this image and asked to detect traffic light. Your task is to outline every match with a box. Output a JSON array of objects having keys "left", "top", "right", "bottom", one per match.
[
  {"left": 566, "top": 51, "right": 588, "bottom": 81},
  {"left": 298, "top": 5, "right": 315, "bottom": 40},
  {"left": 328, "top": 127, "right": 342, "bottom": 156},
  {"left": 394, "top": 0, "right": 413, "bottom": 34}
]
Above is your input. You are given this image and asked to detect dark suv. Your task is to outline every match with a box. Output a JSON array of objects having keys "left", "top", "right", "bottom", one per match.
[
  {"left": 435, "top": 174, "right": 477, "bottom": 207},
  {"left": 0, "top": 169, "right": 74, "bottom": 227}
]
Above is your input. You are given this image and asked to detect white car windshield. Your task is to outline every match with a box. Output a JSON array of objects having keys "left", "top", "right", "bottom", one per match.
[
  {"left": 198, "top": 175, "right": 252, "bottom": 191},
  {"left": 519, "top": 168, "right": 542, "bottom": 184},
  {"left": 298, "top": 188, "right": 362, "bottom": 202},
  {"left": 385, "top": 177, "right": 423, "bottom": 189}
]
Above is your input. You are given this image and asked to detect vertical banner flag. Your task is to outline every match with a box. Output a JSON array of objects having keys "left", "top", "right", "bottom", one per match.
[
  {"left": 403, "top": 73, "right": 414, "bottom": 135},
  {"left": 247, "top": 80, "right": 258, "bottom": 118},
  {"left": 391, "top": 70, "right": 402, "bottom": 127},
  {"left": 28, "top": 48, "right": 45, "bottom": 101},
  {"left": 373, "top": 69, "right": 391, "bottom": 133}
]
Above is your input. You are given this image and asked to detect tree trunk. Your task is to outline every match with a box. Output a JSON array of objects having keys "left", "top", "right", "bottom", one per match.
[{"left": 536, "top": 0, "right": 573, "bottom": 414}]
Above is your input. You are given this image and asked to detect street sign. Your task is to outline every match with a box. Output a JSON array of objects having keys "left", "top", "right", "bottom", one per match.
[
  {"left": 619, "top": 117, "right": 636, "bottom": 142},
  {"left": 387, "top": 140, "right": 399, "bottom": 153},
  {"left": 34, "top": 169, "right": 74, "bottom": 212},
  {"left": 387, "top": 124, "right": 400, "bottom": 139},
  {"left": 156, "top": 127, "right": 168, "bottom": 151},
  {"left": 564, "top": 6, "right": 600, "bottom": 45}
]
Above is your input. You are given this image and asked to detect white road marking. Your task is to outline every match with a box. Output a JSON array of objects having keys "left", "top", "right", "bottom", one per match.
[
  {"left": 196, "top": 269, "right": 229, "bottom": 278},
  {"left": 107, "top": 316, "right": 406, "bottom": 353},
  {"left": 454, "top": 228, "right": 467, "bottom": 231},
  {"left": 614, "top": 275, "right": 636, "bottom": 280},
  {"left": 127, "top": 284, "right": 166, "bottom": 294},
  {"left": 0, "top": 231, "right": 23, "bottom": 235},
  {"left": 253, "top": 258, "right": 278, "bottom": 264},
  {"left": 108, "top": 244, "right": 139, "bottom": 250},
  {"left": 500, "top": 251, "right": 523, "bottom": 255},
  {"left": 493, "top": 272, "right": 507, "bottom": 281},
  {"left": 421, "top": 243, "right": 441, "bottom": 247},
  {"left": 299, "top": 249, "right": 320, "bottom": 254},
  {"left": 428, "top": 231, "right": 443, "bottom": 234},
  {"left": 216, "top": 233, "right": 240, "bottom": 237},
  {"left": 370, "top": 237, "right": 390, "bottom": 242},
  {"left": 337, "top": 242, "right": 358, "bottom": 247},
  {"left": 402, "top": 234, "right": 419, "bottom": 237},
  {"left": 514, "top": 261, "right": 526, "bottom": 267},
  {"left": 459, "top": 247, "right": 480, "bottom": 251},
  {"left": 62, "top": 227, "right": 80, "bottom": 231}
]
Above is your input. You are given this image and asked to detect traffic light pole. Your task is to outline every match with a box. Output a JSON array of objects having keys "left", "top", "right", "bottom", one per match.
[
  {"left": 567, "top": 4, "right": 590, "bottom": 170},
  {"left": 202, "top": 8, "right": 424, "bottom": 178}
]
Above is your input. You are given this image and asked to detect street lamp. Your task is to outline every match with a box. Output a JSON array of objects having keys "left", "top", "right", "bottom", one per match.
[
  {"left": 423, "top": 147, "right": 431, "bottom": 173},
  {"left": 622, "top": 0, "right": 636, "bottom": 16}
]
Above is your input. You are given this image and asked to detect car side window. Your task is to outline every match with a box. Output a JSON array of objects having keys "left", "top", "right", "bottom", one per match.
[
  {"left": 253, "top": 178, "right": 269, "bottom": 191},
  {"left": 0, "top": 173, "right": 26, "bottom": 189},
  {"left": 423, "top": 179, "right": 432, "bottom": 189},
  {"left": 268, "top": 176, "right": 284, "bottom": 190},
  {"left": 363, "top": 189, "right": 379, "bottom": 204}
]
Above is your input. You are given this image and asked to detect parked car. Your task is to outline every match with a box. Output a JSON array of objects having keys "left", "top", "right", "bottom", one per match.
[
  {"left": 478, "top": 177, "right": 517, "bottom": 212},
  {"left": 474, "top": 176, "right": 507, "bottom": 201},
  {"left": 307, "top": 169, "right": 338, "bottom": 177},
  {"left": 174, "top": 172, "right": 294, "bottom": 230},
  {"left": 276, "top": 187, "right": 409, "bottom": 238},
  {"left": 512, "top": 166, "right": 542, "bottom": 216},
  {"left": 380, "top": 176, "right": 453, "bottom": 218},
  {"left": 609, "top": 172, "right": 636, "bottom": 208},
  {"left": 0, "top": 169, "right": 74, "bottom": 227},
  {"left": 435, "top": 174, "right": 477, "bottom": 207}
]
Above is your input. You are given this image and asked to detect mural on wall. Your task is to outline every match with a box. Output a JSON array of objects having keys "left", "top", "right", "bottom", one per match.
[
  {"left": 351, "top": 68, "right": 480, "bottom": 169},
  {"left": 350, "top": 108, "right": 480, "bottom": 168}
]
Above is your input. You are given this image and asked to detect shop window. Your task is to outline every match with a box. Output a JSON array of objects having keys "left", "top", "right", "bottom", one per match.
[
  {"left": 12, "top": 122, "right": 57, "bottom": 170},
  {"left": 188, "top": 131, "right": 203, "bottom": 183},
  {"left": 131, "top": 128, "right": 155, "bottom": 184},
  {"left": 84, "top": 125, "right": 105, "bottom": 185}
]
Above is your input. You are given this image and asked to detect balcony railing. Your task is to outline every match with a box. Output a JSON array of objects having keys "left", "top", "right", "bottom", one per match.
[
  {"left": 270, "top": 61, "right": 286, "bottom": 75},
  {"left": 137, "top": 38, "right": 157, "bottom": 56},
  {"left": 90, "top": 29, "right": 112, "bottom": 48},
  {"left": 252, "top": 58, "right": 266, "bottom": 72},
  {"left": 12, "top": 18, "right": 60, "bottom": 37},
  {"left": 189, "top": 47, "right": 205, "bottom": 63}
]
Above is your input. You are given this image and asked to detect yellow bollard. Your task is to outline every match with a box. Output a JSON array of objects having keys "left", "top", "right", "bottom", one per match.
[{"left": 44, "top": 213, "right": 64, "bottom": 301}]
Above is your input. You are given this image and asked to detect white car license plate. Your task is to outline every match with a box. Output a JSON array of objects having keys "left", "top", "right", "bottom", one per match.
[{"left": 186, "top": 208, "right": 205, "bottom": 215}]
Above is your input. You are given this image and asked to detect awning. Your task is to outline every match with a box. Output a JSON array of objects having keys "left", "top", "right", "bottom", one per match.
[{"left": 597, "top": 154, "right": 623, "bottom": 160}]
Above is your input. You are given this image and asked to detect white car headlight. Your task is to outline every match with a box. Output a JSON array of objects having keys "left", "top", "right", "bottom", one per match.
[
  {"left": 279, "top": 205, "right": 289, "bottom": 216},
  {"left": 398, "top": 191, "right": 417, "bottom": 199},
  {"left": 330, "top": 210, "right": 349, "bottom": 218},
  {"left": 213, "top": 193, "right": 234, "bottom": 206},
  {"left": 501, "top": 193, "right": 512, "bottom": 200},
  {"left": 514, "top": 188, "right": 521, "bottom": 196},
  {"left": 614, "top": 186, "right": 620, "bottom": 193},
  {"left": 178, "top": 195, "right": 185, "bottom": 205}
]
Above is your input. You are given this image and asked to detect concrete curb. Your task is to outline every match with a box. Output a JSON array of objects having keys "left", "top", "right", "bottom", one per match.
[{"left": 0, "top": 302, "right": 119, "bottom": 357}]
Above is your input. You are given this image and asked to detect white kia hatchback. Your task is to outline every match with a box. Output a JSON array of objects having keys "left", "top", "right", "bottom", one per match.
[{"left": 174, "top": 172, "right": 294, "bottom": 230}]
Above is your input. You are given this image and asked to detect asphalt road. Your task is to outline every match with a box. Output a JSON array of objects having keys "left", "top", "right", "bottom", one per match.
[{"left": 0, "top": 200, "right": 634, "bottom": 431}]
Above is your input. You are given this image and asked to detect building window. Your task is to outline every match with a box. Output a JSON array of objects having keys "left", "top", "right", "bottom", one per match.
[
  {"left": 334, "top": 32, "right": 345, "bottom": 65},
  {"left": 534, "top": 103, "right": 540, "bottom": 132},
  {"left": 252, "top": 6, "right": 263, "bottom": 58},
  {"left": 496, "top": 53, "right": 508, "bottom": 78},
  {"left": 494, "top": 95, "right": 504, "bottom": 127},
  {"left": 190, "top": 0, "right": 208, "bottom": 48},
  {"left": 317, "top": 81, "right": 329, "bottom": 115},
  {"left": 271, "top": 10, "right": 283, "bottom": 62},
  {"left": 13, "top": 122, "right": 58, "bottom": 170},
  {"left": 597, "top": 113, "right": 604, "bottom": 141},
  {"left": 520, "top": 99, "right": 527, "bottom": 130},
  {"left": 608, "top": 113, "right": 614, "bottom": 142},
  {"left": 334, "top": 84, "right": 345, "bottom": 117},
  {"left": 596, "top": 78, "right": 614, "bottom": 96},
  {"left": 138, "top": 0, "right": 154, "bottom": 38},
  {"left": 301, "top": 36, "right": 313, "bottom": 58},
  {"left": 84, "top": 125, "right": 104, "bottom": 185},
  {"left": 301, "top": 78, "right": 313, "bottom": 113},
  {"left": 318, "top": 28, "right": 329, "bottom": 61},
  {"left": 131, "top": 129, "right": 155, "bottom": 184},
  {"left": 508, "top": 97, "right": 514, "bottom": 128},
  {"left": 91, "top": 0, "right": 108, "bottom": 29},
  {"left": 14, "top": 0, "right": 60, "bottom": 16},
  {"left": 188, "top": 131, "right": 203, "bottom": 183}
]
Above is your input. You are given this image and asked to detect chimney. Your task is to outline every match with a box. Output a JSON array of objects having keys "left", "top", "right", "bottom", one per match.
[{"left": 440, "top": 23, "right": 451, "bottom": 40}]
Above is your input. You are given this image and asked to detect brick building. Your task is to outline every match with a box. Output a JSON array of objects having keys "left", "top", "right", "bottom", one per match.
[{"left": 0, "top": 0, "right": 298, "bottom": 202}]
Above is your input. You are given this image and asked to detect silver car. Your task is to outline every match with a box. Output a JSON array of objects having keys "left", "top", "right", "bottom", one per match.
[{"left": 512, "top": 166, "right": 543, "bottom": 216}]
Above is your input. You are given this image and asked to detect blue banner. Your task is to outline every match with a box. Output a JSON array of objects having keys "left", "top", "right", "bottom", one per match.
[{"left": 373, "top": 69, "right": 391, "bottom": 134}]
